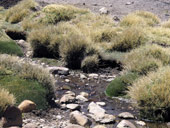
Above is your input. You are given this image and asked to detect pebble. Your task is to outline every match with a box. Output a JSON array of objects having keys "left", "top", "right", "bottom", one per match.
[
  {"left": 66, "top": 104, "right": 81, "bottom": 110},
  {"left": 135, "top": 121, "right": 146, "bottom": 126},
  {"left": 117, "top": 120, "right": 136, "bottom": 128},
  {"left": 118, "top": 112, "right": 135, "bottom": 119}
]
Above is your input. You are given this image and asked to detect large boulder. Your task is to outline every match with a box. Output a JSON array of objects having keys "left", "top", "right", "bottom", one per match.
[
  {"left": 18, "top": 100, "right": 36, "bottom": 113},
  {"left": 2, "top": 106, "right": 22, "bottom": 127}
]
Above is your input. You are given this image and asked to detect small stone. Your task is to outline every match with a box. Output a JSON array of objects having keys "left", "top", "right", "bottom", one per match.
[
  {"left": 48, "top": 66, "right": 69, "bottom": 75},
  {"left": 2, "top": 106, "right": 22, "bottom": 127},
  {"left": 65, "top": 79, "right": 70, "bottom": 83},
  {"left": 93, "top": 125, "right": 107, "bottom": 128},
  {"left": 62, "top": 85, "right": 71, "bottom": 90},
  {"left": 76, "top": 95, "right": 88, "bottom": 102},
  {"left": 118, "top": 112, "right": 135, "bottom": 119},
  {"left": 66, "top": 91, "right": 76, "bottom": 96},
  {"left": 113, "top": 16, "right": 120, "bottom": 21},
  {"left": 135, "top": 121, "right": 146, "bottom": 126},
  {"left": 18, "top": 100, "right": 36, "bottom": 113},
  {"left": 89, "top": 73, "right": 99, "bottom": 79},
  {"left": 99, "top": 7, "right": 109, "bottom": 14},
  {"left": 88, "top": 102, "right": 105, "bottom": 116},
  {"left": 65, "top": 124, "right": 84, "bottom": 128},
  {"left": 24, "top": 123, "right": 38, "bottom": 128},
  {"left": 82, "top": 3, "right": 85, "bottom": 5},
  {"left": 126, "top": 1, "right": 134, "bottom": 5},
  {"left": 66, "top": 104, "right": 81, "bottom": 110},
  {"left": 70, "top": 111, "right": 91, "bottom": 127},
  {"left": 60, "top": 94, "right": 76, "bottom": 104},
  {"left": 92, "top": 3, "right": 98, "bottom": 6},
  {"left": 80, "top": 74, "right": 87, "bottom": 79},
  {"left": 96, "top": 102, "right": 106, "bottom": 106},
  {"left": 106, "top": 78, "right": 115, "bottom": 82},
  {"left": 80, "top": 92, "right": 89, "bottom": 98},
  {"left": 117, "top": 120, "right": 136, "bottom": 128}
]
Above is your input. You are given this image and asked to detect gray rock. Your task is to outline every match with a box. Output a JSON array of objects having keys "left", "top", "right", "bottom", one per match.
[
  {"left": 66, "top": 91, "right": 76, "bottom": 96},
  {"left": 99, "top": 7, "right": 109, "bottom": 14},
  {"left": 65, "top": 124, "right": 84, "bottom": 128},
  {"left": 80, "top": 74, "right": 87, "bottom": 79},
  {"left": 135, "top": 121, "right": 146, "bottom": 126},
  {"left": 24, "top": 123, "right": 38, "bottom": 128},
  {"left": 76, "top": 95, "right": 88, "bottom": 102},
  {"left": 126, "top": 1, "right": 134, "bottom": 5},
  {"left": 117, "top": 120, "right": 136, "bottom": 128},
  {"left": 48, "top": 67, "right": 69, "bottom": 75},
  {"left": 96, "top": 102, "right": 106, "bottom": 106},
  {"left": 60, "top": 93, "right": 76, "bottom": 104},
  {"left": 118, "top": 112, "right": 135, "bottom": 119},
  {"left": 80, "top": 92, "right": 89, "bottom": 98},
  {"left": 66, "top": 104, "right": 81, "bottom": 110},
  {"left": 70, "top": 111, "right": 91, "bottom": 127},
  {"left": 89, "top": 73, "right": 99, "bottom": 79}
]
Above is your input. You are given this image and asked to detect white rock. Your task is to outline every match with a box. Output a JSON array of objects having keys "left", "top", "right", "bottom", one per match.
[
  {"left": 96, "top": 102, "right": 106, "bottom": 106},
  {"left": 60, "top": 94, "right": 75, "bottom": 104},
  {"left": 80, "top": 74, "right": 87, "bottom": 79},
  {"left": 65, "top": 79, "right": 70, "bottom": 83},
  {"left": 118, "top": 112, "right": 135, "bottom": 119},
  {"left": 88, "top": 102, "right": 105, "bottom": 117},
  {"left": 135, "top": 121, "right": 146, "bottom": 126},
  {"left": 70, "top": 111, "right": 91, "bottom": 127},
  {"left": 80, "top": 92, "right": 89, "bottom": 98},
  {"left": 99, "top": 7, "right": 109, "bottom": 14},
  {"left": 76, "top": 95, "right": 88, "bottom": 102},
  {"left": 89, "top": 73, "right": 99, "bottom": 79},
  {"left": 106, "top": 78, "right": 115, "bottom": 82},
  {"left": 66, "top": 104, "right": 81, "bottom": 110},
  {"left": 48, "top": 66, "right": 69, "bottom": 75},
  {"left": 117, "top": 120, "right": 136, "bottom": 128},
  {"left": 126, "top": 1, "right": 134, "bottom": 5}
]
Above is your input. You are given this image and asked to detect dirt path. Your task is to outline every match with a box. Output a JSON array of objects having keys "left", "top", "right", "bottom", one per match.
[{"left": 36, "top": 0, "right": 170, "bottom": 20}]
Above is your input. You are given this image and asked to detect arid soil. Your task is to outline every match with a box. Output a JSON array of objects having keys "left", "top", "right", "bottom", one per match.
[{"left": 36, "top": 0, "right": 170, "bottom": 20}]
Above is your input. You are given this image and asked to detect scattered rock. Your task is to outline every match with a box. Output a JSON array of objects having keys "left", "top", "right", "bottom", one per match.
[
  {"left": 66, "top": 91, "right": 76, "bottom": 96},
  {"left": 80, "top": 74, "right": 87, "bottom": 79},
  {"left": 65, "top": 124, "right": 84, "bottom": 128},
  {"left": 135, "top": 121, "right": 146, "bottom": 126},
  {"left": 88, "top": 102, "right": 105, "bottom": 116},
  {"left": 18, "top": 100, "right": 36, "bottom": 113},
  {"left": 117, "top": 120, "right": 136, "bottom": 128},
  {"left": 80, "top": 92, "right": 89, "bottom": 98},
  {"left": 61, "top": 85, "right": 71, "bottom": 90},
  {"left": 92, "top": 3, "right": 98, "bottom": 6},
  {"left": 2, "top": 106, "right": 22, "bottom": 127},
  {"left": 118, "top": 112, "right": 135, "bottom": 119},
  {"left": 70, "top": 111, "right": 91, "bottom": 127},
  {"left": 76, "top": 95, "right": 88, "bottom": 102},
  {"left": 106, "top": 78, "right": 115, "bottom": 82},
  {"left": 66, "top": 104, "right": 81, "bottom": 110},
  {"left": 60, "top": 93, "right": 76, "bottom": 104},
  {"left": 126, "top": 1, "right": 134, "bottom": 5},
  {"left": 24, "top": 123, "right": 38, "bottom": 128},
  {"left": 82, "top": 3, "right": 85, "bottom": 5},
  {"left": 89, "top": 73, "right": 99, "bottom": 79},
  {"left": 93, "top": 125, "right": 107, "bottom": 128},
  {"left": 99, "top": 7, "right": 109, "bottom": 14},
  {"left": 113, "top": 16, "right": 120, "bottom": 21},
  {"left": 96, "top": 102, "right": 106, "bottom": 106},
  {"left": 65, "top": 79, "right": 70, "bottom": 83},
  {"left": 48, "top": 66, "right": 69, "bottom": 75}
]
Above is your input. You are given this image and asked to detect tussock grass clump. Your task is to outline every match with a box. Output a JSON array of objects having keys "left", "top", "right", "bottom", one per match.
[
  {"left": 0, "top": 88, "right": 15, "bottom": 117},
  {"left": 123, "top": 44, "right": 170, "bottom": 74},
  {"left": 5, "top": 0, "right": 37, "bottom": 23},
  {"left": 120, "top": 11, "right": 160, "bottom": 27},
  {"left": 41, "top": 4, "right": 89, "bottom": 24},
  {"left": 111, "top": 27, "right": 146, "bottom": 52},
  {"left": 81, "top": 55, "right": 99, "bottom": 73},
  {"left": 28, "top": 25, "right": 59, "bottom": 58},
  {"left": 105, "top": 72, "right": 139, "bottom": 97},
  {"left": 128, "top": 66, "right": 170, "bottom": 121},
  {"left": 0, "top": 54, "right": 55, "bottom": 108},
  {"left": 162, "top": 20, "right": 170, "bottom": 28},
  {"left": 147, "top": 27, "right": 170, "bottom": 46},
  {"left": 59, "top": 32, "right": 88, "bottom": 69}
]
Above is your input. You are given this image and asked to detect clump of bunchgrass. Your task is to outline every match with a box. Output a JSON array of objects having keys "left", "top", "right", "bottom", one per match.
[
  {"left": 5, "top": 0, "right": 38, "bottom": 23},
  {"left": 40, "top": 4, "right": 89, "bottom": 24},
  {"left": 0, "top": 88, "right": 15, "bottom": 117},
  {"left": 123, "top": 44, "right": 170, "bottom": 74},
  {"left": 128, "top": 66, "right": 170, "bottom": 121},
  {"left": 120, "top": 11, "right": 160, "bottom": 27},
  {"left": 81, "top": 54, "right": 99, "bottom": 73},
  {"left": 111, "top": 27, "right": 146, "bottom": 52}
]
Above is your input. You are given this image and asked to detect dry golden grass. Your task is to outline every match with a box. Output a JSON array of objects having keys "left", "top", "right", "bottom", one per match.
[
  {"left": 123, "top": 44, "right": 170, "bottom": 74},
  {"left": 110, "top": 26, "right": 146, "bottom": 52},
  {"left": 128, "top": 66, "right": 170, "bottom": 121},
  {"left": 120, "top": 11, "right": 160, "bottom": 27},
  {"left": 5, "top": 0, "right": 37, "bottom": 23},
  {"left": 0, "top": 88, "right": 15, "bottom": 116},
  {"left": 147, "top": 27, "right": 170, "bottom": 46}
]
